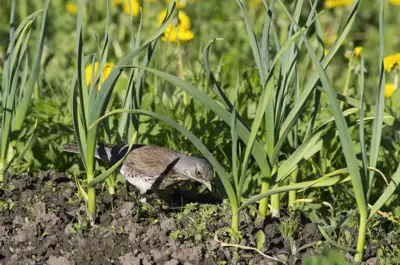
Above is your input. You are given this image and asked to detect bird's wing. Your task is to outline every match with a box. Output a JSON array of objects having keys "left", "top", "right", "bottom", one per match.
[
  {"left": 151, "top": 156, "right": 181, "bottom": 190},
  {"left": 97, "top": 143, "right": 146, "bottom": 164},
  {"left": 122, "top": 146, "right": 182, "bottom": 178}
]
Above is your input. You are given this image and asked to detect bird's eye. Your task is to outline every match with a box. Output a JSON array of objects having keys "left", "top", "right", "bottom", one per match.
[{"left": 196, "top": 169, "right": 202, "bottom": 176}]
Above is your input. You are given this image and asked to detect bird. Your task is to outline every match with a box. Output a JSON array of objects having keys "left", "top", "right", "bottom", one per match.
[{"left": 62, "top": 143, "right": 213, "bottom": 194}]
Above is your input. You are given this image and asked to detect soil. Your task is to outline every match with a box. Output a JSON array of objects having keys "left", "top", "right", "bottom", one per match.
[{"left": 0, "top": 172, "right": 385, "bottom": 265}]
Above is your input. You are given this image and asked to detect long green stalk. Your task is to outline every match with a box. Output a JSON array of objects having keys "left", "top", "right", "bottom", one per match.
[
  {"left": 355, "top": 212, "right": 368, "bottom": 262},
  {"left": 258, "top": 182, "right": 270, "bottom": 217},
  {"left": 0, "top": 0, "right": 49, "bottom": 184},
  {"left": 277, "top": 0, "right": 368, "bottom": 261},
  {"left": 231, "top": 209, "right": 239, "bottom": 232},
  {"left": 86, "top": 129, "right": 97, "bottom": 218}
]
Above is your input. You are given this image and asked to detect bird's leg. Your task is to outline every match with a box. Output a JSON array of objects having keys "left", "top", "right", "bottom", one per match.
[{"left": 125, "top": 181, "right": 134, "bottom": 202}]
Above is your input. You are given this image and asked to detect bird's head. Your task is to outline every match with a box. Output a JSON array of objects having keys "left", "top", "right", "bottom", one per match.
[{"left": 176, "top": 156, "right": 214, "bottom": 191}]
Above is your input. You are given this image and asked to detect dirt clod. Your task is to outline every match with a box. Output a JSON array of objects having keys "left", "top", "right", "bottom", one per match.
[{"left": 47, "top": 256, "right": 76, "bottom": 265}]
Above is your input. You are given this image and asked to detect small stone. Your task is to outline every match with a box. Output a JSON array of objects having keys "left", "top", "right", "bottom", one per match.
[
  {"left": 47, "top": 256, "right": 75, "bottom": 265},
  {"left": 19, "top": 259, "right": 36, "bottom": 265},
  {"left": 119, "top": 252, "right": 141, "bottom": 265},
  {"left": 119, "top": 202, "right": 135, "bottom": 218},
  {"left": 160, "top": 218, "right": 176, "bottom": 232},
  {"left": 137, "top": 252, "right": 153, "bottom": 265},
  {"left": 62, "top": 188, "right": 74, "bottom": 199},
  {"left": 128, "top": 231, "right": 139, "bottom": 244},
  {"left": 64, "top": 223, "right": 74, "bottom": 236},
  {"left": 171, "top": 245, "right": 202, "bottom": 262},
  {"left": 164, "top": 259, "right": 179, "bottom": 265},
  {"left": 12, "top": 215, "right": 25, "bottom": 226},
  {"left": 150, "top": 248, "right": 165, "bottom": 262},
  {"left": 33, "top": 202, "right": 46, "bottom": 219},
  {"left": 366, "top": 257, "right": 378, "bottom": 265},
  {"left": 13, "top": 231, "right": 26, "bottom": 243},
  {"left": 7, "top": 254, "right": 21, "bottom": 265}
]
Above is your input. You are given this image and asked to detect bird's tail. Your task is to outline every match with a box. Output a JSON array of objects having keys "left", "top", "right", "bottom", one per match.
[
  {"left": 62, "top": 143, "right": 115, "bottom": 161},
  {"left": 62, "top": 143, "right": 145, "bottom": 164}
]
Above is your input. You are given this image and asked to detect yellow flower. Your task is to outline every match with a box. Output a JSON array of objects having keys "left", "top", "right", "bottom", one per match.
[
  {"left": 122, "top": 0, "right": 140, "bottom": 16},
  {"left": 163, "top": 26, "right": 194, "bottom": 42},
  {"left": 65, "top": 2, "right": 78, "bottom": 15},
  {"left": 384, "top": 53, "right": 400, "bottom": 72},
  {"left": 113, "top": 0, "right": 123, "bottom": 5},
  {"left": 389, "top": 0, "right": 400, "bottom": 5},
  {"left": 164, "top": 0, "right": 194, "bottom": 9},
  {"left": 324, "top": 0, "right": 354, "bottom": 8},
  {"left": 354, "top": 46, "right": 363, "bottom": 57},
  {"left": 346, "top": 46, "right": 362, "bottom": 59},
  {"left": 85, "top": 62, "right": 115, "bottom": 91},
  {"left": 158, "top": 10, "right": 191, "bottom": 30},
  {"left": 158, "top": 10, "right": 194, "bottom": 43},
  {"left": 385, "top": 83, "right": 396, "bottom": 98}
]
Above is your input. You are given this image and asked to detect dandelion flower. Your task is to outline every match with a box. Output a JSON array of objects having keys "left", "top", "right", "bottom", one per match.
[
  {"left": 158, "top": 10, "right": 191, "bottom": 30},
  {"left": 85, "top": 62, "right": 115, "bottom": 91},
  {"left": 65, "top": 2, "right": 78, "bottom": 15},
  {"left": 158, "top": 10, "right": 194, "bottom": 43},
  {"left": 385, "top": 83, "right": 396, "bottom": 98},
  {"left": 384, "top": 53, "right": 400, "bottom": 72},
  {"left": 163, "top": 26, "right": 194, "bottom": 42},
  {"left": 324, "top": 0, "right": 354, "bottom": 8},
  {"left": 389, "top": 0, "right": 400, "bottom": 6},
  {"left": 354, "top": 46, "right": 363, "bottom": 57},
  {"left": 122, "top": 0, "right": 140, "bottom": 17}
]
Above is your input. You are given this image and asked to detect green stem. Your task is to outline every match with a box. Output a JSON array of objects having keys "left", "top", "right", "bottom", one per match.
[
  {"left": 87, "top": 185, "right": 96, "bottom": 219},
  {"left": 106, "top": 176, "right": 116, "bottom": 195},
  {"left": 258, "top": 182, "right": 270, "bottom": 217},
  {"left": 340, "top": 57, "right": 353, "bottom": 110},
  {"left": 231, "top": 208, "right": 239, "bottom": 233},
  {"left": 86, "top": 163, "right": 96, "bottom": 222},
  {"left": 176, "top": 39, "right": 187, "bottom": 105},
  {"left": 270, "top": 193, "right": 280, "bottom": 217},
  {"left": 354, "top": 211, "right": 367, "bottom": 262},
  {"left": 288, "top": 171, "right": 298, "bottom": 210},
  {"left": 288, "top": 190, "right": 296, "bottom": 209},
  {"left": 0, "top": 162, "right": 4, "bottom": 184},
  {"left": 86, "top": 130, "right": 97, "bottom": 222}
]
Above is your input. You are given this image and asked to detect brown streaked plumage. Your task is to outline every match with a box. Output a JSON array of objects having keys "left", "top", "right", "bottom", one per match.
[{"left": 62, "top": 143, "right": 213, "bottom": 194}]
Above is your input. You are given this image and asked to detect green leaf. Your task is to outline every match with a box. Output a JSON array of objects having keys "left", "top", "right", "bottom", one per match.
[
  {"left": 239, "top": 173, "right": 350, "bottom": 211},
  {"left": 255, "top": 230, "right": 266, "bottom": 252}
]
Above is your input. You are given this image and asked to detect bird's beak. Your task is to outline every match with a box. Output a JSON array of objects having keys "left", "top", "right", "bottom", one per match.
[{"left": 204, "top": 182, "right": 212, "bottom": 192}]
